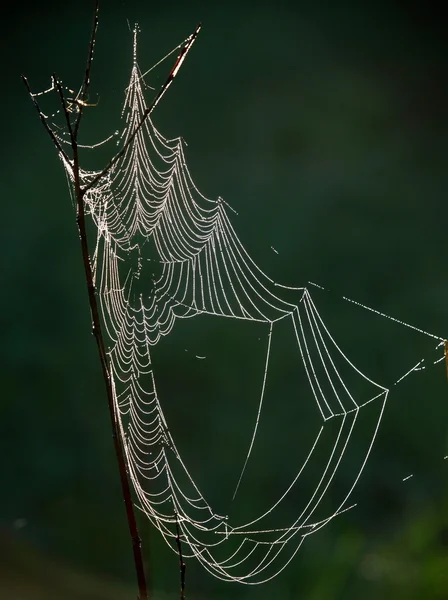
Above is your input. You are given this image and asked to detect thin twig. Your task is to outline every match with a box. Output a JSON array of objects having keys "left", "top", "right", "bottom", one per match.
[
  {"left": 175, "top": 513, "right": 186, "bottom": 600},
  {"left": 74, "top": 0, "right": 99, "bottom": 138},
  {"left": 21, "top": 74, "right": 71, "bottom": 165}
]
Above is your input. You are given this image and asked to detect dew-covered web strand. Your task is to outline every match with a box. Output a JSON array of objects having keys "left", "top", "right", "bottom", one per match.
[
  {"left": 232, "top": 322, "right": 273, "bottom": 501},
  {"left": 39, "top": 26, "right": 448, "bottom": 585}
]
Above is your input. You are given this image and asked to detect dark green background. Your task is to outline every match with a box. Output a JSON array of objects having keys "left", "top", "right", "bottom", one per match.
[{"left": 1, "top": 1, "right": 448, "bottom": 598}]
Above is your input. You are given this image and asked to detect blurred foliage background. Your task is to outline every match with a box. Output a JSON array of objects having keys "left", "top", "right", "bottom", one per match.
[{"left": 1, "top": 0, "right": 447, "bottom": 598}]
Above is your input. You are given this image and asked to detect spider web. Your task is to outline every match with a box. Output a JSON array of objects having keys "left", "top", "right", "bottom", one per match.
[{"left": 44, "top": 29, "right": 447, "bottom": 584}]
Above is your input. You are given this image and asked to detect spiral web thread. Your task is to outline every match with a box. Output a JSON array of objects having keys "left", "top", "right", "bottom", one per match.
[{"left": 49, "top": 30, "right": 446, "bottom": 584}]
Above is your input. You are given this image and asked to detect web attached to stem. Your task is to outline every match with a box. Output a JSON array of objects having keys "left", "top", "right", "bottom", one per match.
[{"left": 51, "top": 30, "right": 446, "bottom": 584}]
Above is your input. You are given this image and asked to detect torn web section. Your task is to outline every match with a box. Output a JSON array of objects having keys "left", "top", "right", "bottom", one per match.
[{"left": 305, "top": 284, "right": 448, "bottom": 501}]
